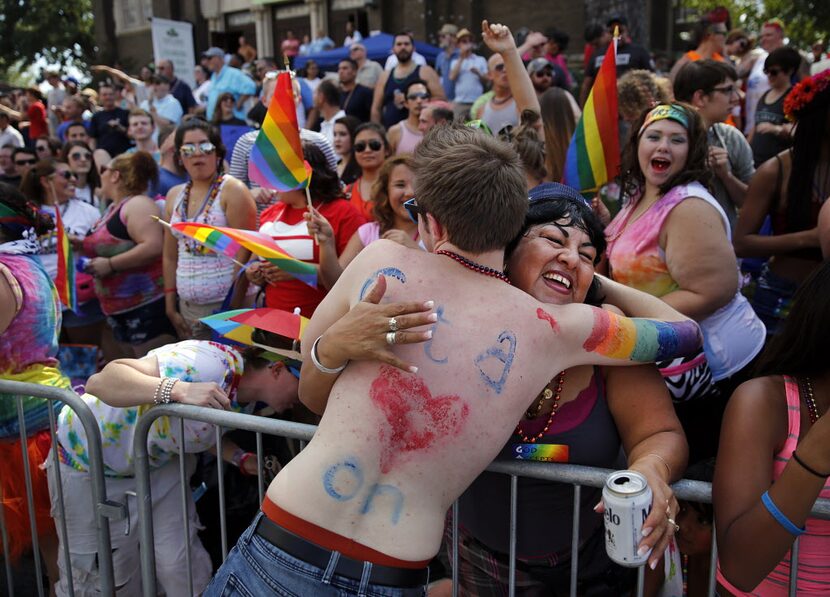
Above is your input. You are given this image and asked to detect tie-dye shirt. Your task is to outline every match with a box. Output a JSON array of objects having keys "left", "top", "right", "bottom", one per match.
[
  {"left": 0, "top": 254, "right": 70, "bottom": 438},
  {"left": 56, "top": 341, "right": 246, "bottom": 476},
  {"left": 606, "top": 182, "right": 765, "bottom": 380}
]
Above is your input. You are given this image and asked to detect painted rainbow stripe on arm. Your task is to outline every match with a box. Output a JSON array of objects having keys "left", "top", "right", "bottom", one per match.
[{"left": 582, "top": 309, "right": 701, "bottom": 363}]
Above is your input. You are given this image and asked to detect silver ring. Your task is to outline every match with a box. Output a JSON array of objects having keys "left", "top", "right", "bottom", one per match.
[
  {"left": 386, "top": 331, "right": 397, "bottom": 345},
  {"left": 667, "top": 517, "right": 679, "bottom": 533},
  {"left": 388, "top": 317, "right": 399, "bottom": 332}
]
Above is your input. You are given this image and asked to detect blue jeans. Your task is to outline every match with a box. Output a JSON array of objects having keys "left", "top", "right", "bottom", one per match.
[{"left": 205, "top": 513, "right": 428, "bottom": 597}]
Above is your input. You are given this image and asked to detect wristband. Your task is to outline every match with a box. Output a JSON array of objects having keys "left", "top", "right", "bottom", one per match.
[
  {"left": 109, "top": 257, "right": 117, "bottom": 273},
  {"left": 310, "top": 335, "right": 347, "bottom": 374},
  {"left": 792, "top": 451, "right": 830, "bottom": 478},
  {"left": 761, "top": 490, "right": 805, "bottom": 536},
  {"left": 164, "top": 287, "right": 177, "bottom": 294},
  {"left": 239, "top": 452, "right": 256, "bottom": 476},
  {"left": 230, "top": 448, "right": 246, "bottom": 468}
]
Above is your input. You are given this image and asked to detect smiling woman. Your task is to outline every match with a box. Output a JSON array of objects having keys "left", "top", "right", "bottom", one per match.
[{"left": 605, "top": 102, "right": 765, "bottom": 464}]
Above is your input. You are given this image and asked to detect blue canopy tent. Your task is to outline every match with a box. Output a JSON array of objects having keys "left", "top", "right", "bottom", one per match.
[{"left": 293, "top": 33, "right": 441, "bottom": 71}]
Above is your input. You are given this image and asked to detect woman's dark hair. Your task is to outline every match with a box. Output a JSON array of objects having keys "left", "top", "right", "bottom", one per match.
[
  {"left": 0, "top": 182, "right": 54, "bottom": 240},
  {"left": 335, "top": 115, "right": 361, "bottom": 184},
  {"left": 371, "top": 155, "right": 413, "bottom": 234},
  {"left": 174, "top": 118, "right": 227, "bottom": 166},
  {"left": 304, "top": 141, "right": 343, "bottom": 203},
  {"left": 506, "top": 114, "right": 547, "bottom": 184},
  {"left": 764, "top": 47, "right": 801, "bottom": 74},
  {"left": 754, "top": 261, "right": 830, "bottom": 378},
  {"left": 109, "top": 151, "right": 159, "bottom": 196},
  {"left": 210, "top": 92, "right": 236, "bottom": 125},
  {"left": 35, "top": 135, "right": 62, "bottom": 158},
  {"left": 20, "top": 159, "right": 58, "bottom": 204},
  {"left": 619, "top": 102, "right": 711, "bottom": 203},
  {"left": 505, "top": 196, "right": 607, "bottom": 306},
  {"left": 61, "top": 140, "right": 101, "bottom": 189},
  {"left": 786, "top": 80, "right": 830, "bottom": 231},
  {"left": 351, "top": 122, "right": 390, "bottom": 167}
]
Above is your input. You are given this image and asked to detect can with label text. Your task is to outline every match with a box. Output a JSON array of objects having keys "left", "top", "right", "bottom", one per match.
[{"left": 603, "top": 470, "right": 652, "bottom": 567}]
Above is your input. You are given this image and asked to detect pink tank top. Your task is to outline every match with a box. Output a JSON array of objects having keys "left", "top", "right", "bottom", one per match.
[
  {"left": 395, "top": 122, "right": 423, "bottom": 155},
  {"left": 717, "top": 376, "right": 830, "bottom": 595}
]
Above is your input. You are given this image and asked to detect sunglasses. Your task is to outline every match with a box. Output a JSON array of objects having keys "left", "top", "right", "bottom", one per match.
[
  {"left": 354, "top": 139, "right": 383, "bottom": 153},
  {"left": 69, "top": 152, "right": 91, "bottom": 161},
  {"left": 179, "top": 142, "right": 216, "bottom": 157},
  {"left": 36, "top": 145, "right": 49, "bottom": 152},
  {"left": 764, "top": 68, "right": 783, "bottom": 76},
  {"left": 533, "top": 70, "right": 553, "bottom": 78},
  {"left": 494, "top": 63, "right": 506, "bottom": 72},
  {"left": 711, "top": 84, "right": 738, "bottom": 96},
  {"left": 53, "top": 170, "right": 77, "bottom": 181},
  {"left": 403, "top": 198, "right": 424, "bottom": 223},
  {"left": 407, "top": 92, "right": 430, "bottom": 100},
  {"left": 15, "top": 158, "right": 37, "bottom": 166}
]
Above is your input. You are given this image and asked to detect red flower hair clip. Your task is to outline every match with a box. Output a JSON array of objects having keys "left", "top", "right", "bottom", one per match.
[{"left": 784, "top": 69, "right": 830, "bottom": 122}]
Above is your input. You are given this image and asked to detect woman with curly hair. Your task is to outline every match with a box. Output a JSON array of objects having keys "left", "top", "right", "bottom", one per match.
[
  {"left": 604, "top": 102, "right": 765, "bottom": 463},
  {"left": 307, "top": 155, "right": 418, "bottom": 288},
  {"left": 734, "top": 69, "right": 830, "bottom": 336},
  {"left": 246, "top": 142, "right": 365, "bottom": 316}
]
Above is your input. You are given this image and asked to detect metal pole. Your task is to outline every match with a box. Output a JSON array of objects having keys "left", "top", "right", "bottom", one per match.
[
  {"left": 47, "top": 405, "right": 74, "bottom": 597},
  {"left": 508, "top": 475, "right": 517, "bottom": 597},
  {"left": 216, "top": 425, "right": 228, "bottom": 561},
  {"left": 570, "top": 484, "right": 581, "bottom": 597},
  {"left": 256, "top": 432, "right": 265, "bottom": 504},
  {"left": 16, "top": 397, "right": 44, "bottom": 597},
  {"left": 0, "top": 481, "right": 15, "bottom": 596},
  {"left": 788, "top": 537, "right": 799, "bottom": 597},
  {"left": 452, "top": 500, "right": 459, "bottom": 597},
  {"left": 707, "top": 521, "right": 717, "bottom": 597},
  {"left": 178, "top": 417, "right": 194, "bottom": 597},
  {"left": 635, "top": 564, "right": 645, "bottom": 597}
]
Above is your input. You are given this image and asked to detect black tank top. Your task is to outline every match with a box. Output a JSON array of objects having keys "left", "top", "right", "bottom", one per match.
[{"left": 381, "top": 65, "right": 422, "bottom": 129}]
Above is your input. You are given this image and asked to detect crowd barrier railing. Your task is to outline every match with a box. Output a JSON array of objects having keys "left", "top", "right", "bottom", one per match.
[
  {"left": 131, "top": 403, "right": 830, "bottom": 597},
  {"left": 0, "top": 380, "right": 121, "bottom": 597}
]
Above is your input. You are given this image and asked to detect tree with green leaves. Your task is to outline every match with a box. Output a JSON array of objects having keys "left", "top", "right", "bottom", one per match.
[
  {"left": 682, "top": 0, "right": 830, "bottom": 49},
  {"left": 0, "top": 0, "right": 95, "bottom": 81}
]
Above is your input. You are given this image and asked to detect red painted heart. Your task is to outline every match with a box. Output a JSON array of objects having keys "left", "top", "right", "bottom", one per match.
[{"left": 370, "top": 365, "right": 470, "bottom": 473}]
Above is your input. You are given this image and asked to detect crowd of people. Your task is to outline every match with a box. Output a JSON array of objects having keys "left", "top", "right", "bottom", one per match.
[{"left": 0, "top": 7, "right": 829, "bottom": 597}]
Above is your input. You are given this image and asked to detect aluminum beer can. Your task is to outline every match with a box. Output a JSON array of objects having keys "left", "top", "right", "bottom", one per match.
[{"left": 603, "top": 470, "right": 652, "bottom": 567}]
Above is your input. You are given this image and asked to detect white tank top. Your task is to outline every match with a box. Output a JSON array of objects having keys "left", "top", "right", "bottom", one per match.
[
  {"left": 745, "top": 51, "right": 770, "bottom": 135},
  {"left": 481, "top": 97, "right": 518, "bottom": 136},
  {"left": 170, "top": 177, "right": 236, "bottom": 304}
]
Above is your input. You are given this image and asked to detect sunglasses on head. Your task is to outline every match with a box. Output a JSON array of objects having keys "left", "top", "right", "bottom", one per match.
[
  {"left": 15, "top": 158, "right": 37, "bottom": 166},
  {"left": 69, "top": 151, "right": 91, "bottom": 161},
  {"left": 179, "top": 142, "right": 216, "bottom": 158},
  {"left": 407, "top": 92, "right": 430, "bottom": 101},
  {"left": 403, "top": 198, "right": 424, "bottom": 224},
  {"left": 354, "top": 139, "right": 383, "bottom": 153}
]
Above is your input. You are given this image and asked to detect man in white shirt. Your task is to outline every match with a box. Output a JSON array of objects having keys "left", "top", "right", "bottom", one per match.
[
  {"left": 140, "top": 75, "right": 184, "bottom": 127},
  {"left": 449, "top": 28, "right": 488, "bottom": 119},
  {"left": 0, "top": 113, "right": 23, "bottom": 148},
  {"left": 316, "top": 80, "right": 346, "bottom": 146},
  {"left": 350, "top": 43, "right": 384, "bottom": 89}
]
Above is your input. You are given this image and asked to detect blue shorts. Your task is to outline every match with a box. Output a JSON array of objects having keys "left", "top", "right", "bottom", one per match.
[
  {"left": 205, "top": 513, "right": 428, "bottom": 597},
  {"left": 107, "top": 298, "right": 176, "bottom": 346}
]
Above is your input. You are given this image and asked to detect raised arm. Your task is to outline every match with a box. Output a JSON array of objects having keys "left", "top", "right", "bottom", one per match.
[
  {"left": 481, "top": 21, "right": 541, "bottom": 122},
  {"left": 370, "top": 70, "right": 389, "bottom": 123},
  {"left": 91, "top": 65, "right": 142, "bottom": 87}
]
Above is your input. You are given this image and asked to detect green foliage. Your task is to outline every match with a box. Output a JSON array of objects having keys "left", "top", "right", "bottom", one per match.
[
  {"left": 0, "top": 0, "right": 95, "bottom": 80},
  {"left": 682, "top": 0, "right": 830, "bottom": 48}
]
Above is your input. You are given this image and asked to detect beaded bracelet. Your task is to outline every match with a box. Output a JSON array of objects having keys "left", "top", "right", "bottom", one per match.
[
  {"left": 761, "top": 491, "right": 805, "bottom": 536},
  {"left": 153, "top": 377, "right": 178, "bottom": 405},
  {"left": 310, "top": 335, "right": 347, "bottom": 374},
  {"left": 792, "top": 451, "right": 830, "bottom": 479}
]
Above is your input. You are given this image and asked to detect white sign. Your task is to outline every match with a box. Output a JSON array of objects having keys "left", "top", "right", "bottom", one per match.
[{"left": 151, "top": 18, "right": 196, "bottom": 87}]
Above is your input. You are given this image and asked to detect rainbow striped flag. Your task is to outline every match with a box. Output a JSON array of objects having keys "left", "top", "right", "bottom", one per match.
[
  {"left": 53, "top": 207, "right": 77, "bottom": 312},
  {"left": 170, "top": 221, "right": 317, "bottom": 288},
  {"left": 563, "top": 37, "right": 620, "bottom": 194},
  {"left": 248, "top": 72, "right": 312, "bottom": 191}
]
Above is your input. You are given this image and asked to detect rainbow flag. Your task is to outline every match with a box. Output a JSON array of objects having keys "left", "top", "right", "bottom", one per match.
[
  {"left": 53, "top": 207, "right": 77, "bottom": 312},
  {"left": 249, "top": 72, "right": 312, "bottom": 191},
  {"left": 170, "top": 221, "right": 317, "bottom": 288},
  {"left": 563, "top": 37, "right": 620, "bottom": 194}
]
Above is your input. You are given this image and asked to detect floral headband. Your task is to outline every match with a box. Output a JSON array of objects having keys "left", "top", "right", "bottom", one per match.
[
  {"left": 638, "top": 104, "right": 690, "bottom": 137},
  {"left": 784, "top": 69, "right": 830, "bottom": 122}
]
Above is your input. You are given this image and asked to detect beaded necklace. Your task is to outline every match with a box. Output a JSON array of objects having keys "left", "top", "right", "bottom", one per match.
[
  {"left": 436, "top": 249, "right": 510, "bottom": 284},
  {"left": 179, "top": 174, "right": 224, "bottom": 254},
  {"left": 515, "top": 371, "right": 566, "bottom": 443}
]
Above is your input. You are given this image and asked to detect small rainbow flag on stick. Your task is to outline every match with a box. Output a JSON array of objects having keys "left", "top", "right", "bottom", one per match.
[
  {"left": 53, "top": 207, "right": 77, "bottom": 312},
  {"left": 248, "top": 72, "right": 312, "bottom": 191},
  {"left": 167, "top": 220, "right": 317, "bottom": 288},
  {"left": 563, "top": 32, "right": 620, "bottom": 194}
]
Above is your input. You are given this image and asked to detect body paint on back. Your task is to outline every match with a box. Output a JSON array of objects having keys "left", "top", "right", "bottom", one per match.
[
  {"left": 358, "top": 267, "right": 407, "bottom": 300},
  {"left": 371, "top": 365, "right": 469, "bottom": 473},
  {"left": 536, "top": 308, "right": 560, "bottom": 333},
  {"left": 473, "top": 331, "right": 517, "bottom": 395},
  {"left": 424, "top": 305, "right": 450, "bottom": 364},
  {"left": 320, "top": 457, "right": 405, "bottom": 524},
  {"left": 582, "top": 309, "right": 701, "bottom": 362}
]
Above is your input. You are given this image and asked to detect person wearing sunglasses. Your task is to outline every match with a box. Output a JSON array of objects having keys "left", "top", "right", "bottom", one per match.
[
  {"left": 448, "top": 28, "right": 488, "bottom": 120},
  {"left": 668, "top": 11, "right": 730, "bottom": 83},
  {"left": 11, "top": 146, "right": 38, "bottom": 179},
  {"left": 388, "top": 81, "right": 430, "bottom": 155},
  {"left": 61, "top": 140, "right": 102, "bottom": 210},
  {"left": 345, "top": 122, "right": 391, "bottom": 221},
  {"left": 307, "top": 155, "right": 420, "bottom": 289},
  {"left": 163, "top": 118, "right": 256, "bottom": 340},
  {"left": 748, "top": 47, "right": 801, "bottom": 168}
]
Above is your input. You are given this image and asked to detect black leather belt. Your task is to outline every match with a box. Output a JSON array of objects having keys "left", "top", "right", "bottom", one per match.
[{"left": 254, "top": 514, "right": 430, "bottom": 589}]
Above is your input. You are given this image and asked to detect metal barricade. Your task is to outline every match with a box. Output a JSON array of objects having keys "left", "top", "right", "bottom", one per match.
[
  {"left": 0, "top": 380, "right": 122, "bottom": 597},
  {"left": 126, "top": 403, "right": 830, "bottom": 597}
]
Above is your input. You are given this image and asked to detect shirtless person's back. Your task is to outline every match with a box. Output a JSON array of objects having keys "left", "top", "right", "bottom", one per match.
[{"left": 207, "top": 123, "right": 700, "bottom": 596}]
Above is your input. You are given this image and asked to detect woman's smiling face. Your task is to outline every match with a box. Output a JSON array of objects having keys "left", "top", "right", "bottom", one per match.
[{"left": 637, "top": 119, "right": 689, "bottom": 190}]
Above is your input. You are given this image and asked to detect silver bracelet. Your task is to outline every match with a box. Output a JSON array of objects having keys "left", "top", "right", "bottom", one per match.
[
  {"left": 153, "top": 377, "right": 179, "bottom": 404},
  {"left": 310, "top": 335, "right": 347, "bottom": 374}
]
